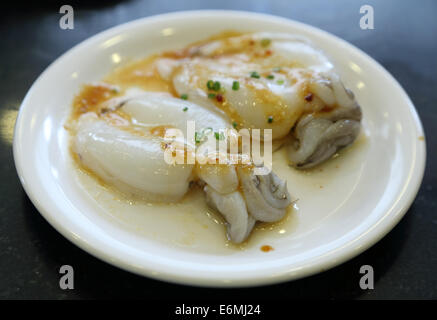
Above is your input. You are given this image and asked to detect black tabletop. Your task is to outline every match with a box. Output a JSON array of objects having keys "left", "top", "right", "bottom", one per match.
[{"left": 0, "top": 0, "right": 436, "bottom": 300}]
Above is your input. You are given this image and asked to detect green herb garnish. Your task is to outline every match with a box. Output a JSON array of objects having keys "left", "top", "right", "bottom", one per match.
[
  {"left": 207, "top": 80, "right": 214, "bottom": 90},
  {"left": 212, "top": 81, "right": 221, "bottom": 91},
  {"left": 276, "top": 79, "right": 285, "bottom": 85},
  {"left": 268, "top": 116, "right": 274, "bottom": 124},
  {"left": 261, "top": 38, "right": 271, "bottom": 47},
  {"left": 250, "top": 71, "right": 260, "bottom": 79},
  {"left": 266, "top": 74, "right": 275, "bottom": 80},
  {"left": 195, "top": 132, "right": 200, "bottom": 143},
  {"left": 208, "top": 93, "right": 216, "bottom": 99},
  {"left": 232, "top": 121, "right": 238, "bottom": 128},
  {"left": 214, "top": 132, "right": 225, "bottom": 140},
  {"left": 232, "top": 81, "right": 240, "bottom": 91},
  {"left": 207, "top": 80, "right": 222, "bottom": 91},
  {"left": 182, "top": 107, "right": 188, "bottom": 112},
  {"left": 180, "top": 94, "right": 188, "bottom": 100}
]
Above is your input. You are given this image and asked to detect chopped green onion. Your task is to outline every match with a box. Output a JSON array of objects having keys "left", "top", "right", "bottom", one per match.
[
  {"left": 208, "top": 93, "right": 216, "bottom": 99},
  {"left": 214, "top": 132, "right": 225, "bottom": 140},
  {"left": 261, "top": 38, "right": 271, "bottom": 47},
  {"left": 195, "top": 132, "right": 201, "bottom": 143},
  {"left": 232, "top": 81, "right": 240, "bottom": 91},
  {"left": 182, "top": 107, "right": 188, "bottom": 112},
  {"left": 180, "top": 94, "right": 188, "bottom": 100},
  {"left": 207, "top": 80, "right": 214, "bottom": 90},
  {"left": 232, "top": 121, "right": 238, "bottom": 128},
  {"left": 268, "top": 116, "right": 274, "bottom": 123},
  {"left": 276, "top": 79, "right": 285, "bottom": 85},
  {"left": 207, "top": 80, "right": 222, "bottom": 91},
  {"left": 250, "top": 71, "right": 260, "bottom": 79},
  {"left": 212, "top": 81, "right": 221, "bottom": 91},
  {"left": 266, "top": 74, "right": 275, "bottom": 80}
]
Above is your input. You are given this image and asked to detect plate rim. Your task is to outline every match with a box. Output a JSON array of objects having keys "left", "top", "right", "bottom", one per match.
[{"left": 13, "top": 10, "right": 426, "bottom": 287}]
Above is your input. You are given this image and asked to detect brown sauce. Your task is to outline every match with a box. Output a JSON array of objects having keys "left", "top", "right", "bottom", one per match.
[{"left": 260, "top": 245, "right": 274, "bottom": 252}]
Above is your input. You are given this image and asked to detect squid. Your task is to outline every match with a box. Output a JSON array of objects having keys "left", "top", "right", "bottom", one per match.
[
  {"left": 71, "top": 32, "right": 363, "bottom": 242},
  {"left": 155, "top": 32, "right": 362, "bottom": 168},
  {"left": 72, "top": 92, "right": 292, "bottom": 243}
]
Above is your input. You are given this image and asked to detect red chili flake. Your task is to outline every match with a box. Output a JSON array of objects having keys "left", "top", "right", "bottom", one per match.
[
  {"left": 304, "top": 93, "right": 313, "bottom": 102},
  {"left": 216, "top": 94, "right": 224, "bottom": 102}
]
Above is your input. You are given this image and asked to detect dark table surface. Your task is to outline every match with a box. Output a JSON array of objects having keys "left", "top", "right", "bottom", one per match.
[{"left": 0, "top": 0, "right": 436, "bottom": 300}]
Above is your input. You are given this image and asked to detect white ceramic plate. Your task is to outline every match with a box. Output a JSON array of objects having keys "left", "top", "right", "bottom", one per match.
[{"left": 13, "top": 11, "right": 426, "bottom": 287}]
